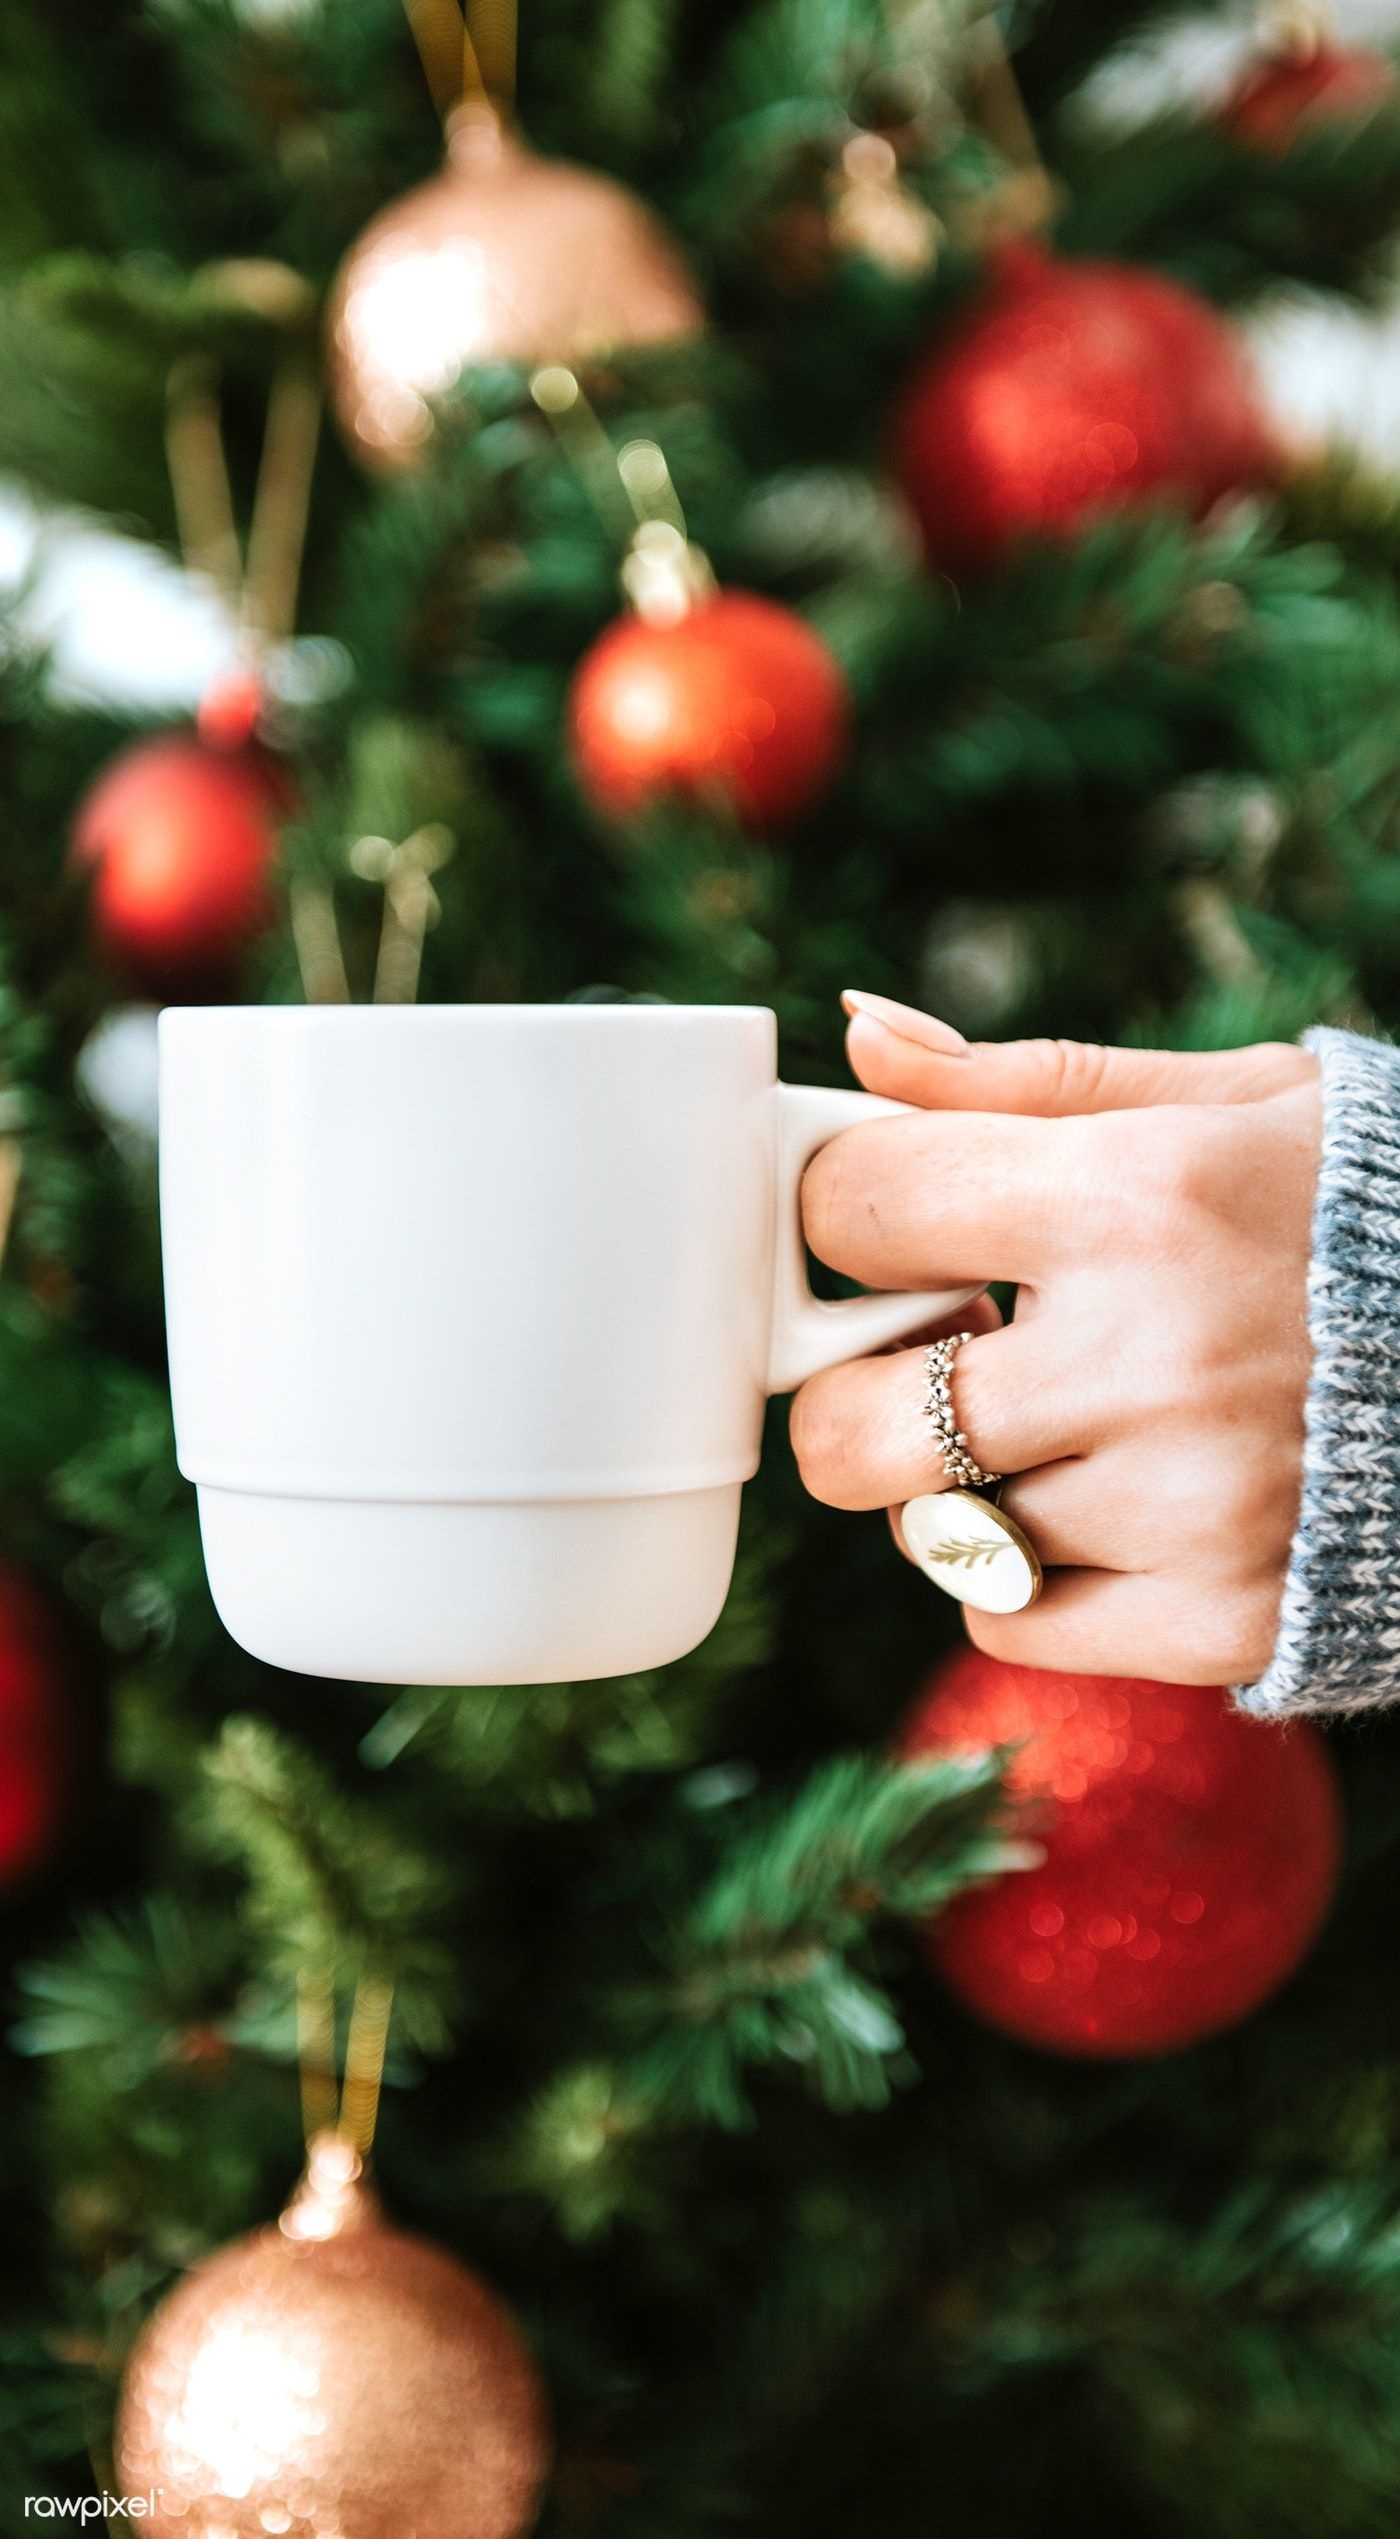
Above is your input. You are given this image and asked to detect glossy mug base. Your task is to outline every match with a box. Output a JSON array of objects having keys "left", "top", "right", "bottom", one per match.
[{"left": 194, "top": 1483, "right": 743, "bottom": 1684}]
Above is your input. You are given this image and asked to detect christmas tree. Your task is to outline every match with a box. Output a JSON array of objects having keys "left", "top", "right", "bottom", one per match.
[{"left": 6, "top": 0, "right": 1400, "bottom": 2530}]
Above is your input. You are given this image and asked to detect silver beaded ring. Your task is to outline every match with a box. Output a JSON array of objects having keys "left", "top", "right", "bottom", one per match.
[{"left": 921, "top": 1332, "right": 1000, "bottom": 1492}]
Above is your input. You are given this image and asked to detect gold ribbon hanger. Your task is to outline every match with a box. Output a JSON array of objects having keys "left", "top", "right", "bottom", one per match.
[
  {"left": 297, "top": 1966, "right": 397, "bottom": 2160},
  {"left": 164, "top": 265, "right": 323, "bottom": 658},
  {"left": 401, "top": 0, "right": 517, "bottom": 119},
  {"left": 529, "top": 366, "right": 715, "bottom": 625},
  {"left": 163, "top": 281, "right": 344, "bottom": 1004}
]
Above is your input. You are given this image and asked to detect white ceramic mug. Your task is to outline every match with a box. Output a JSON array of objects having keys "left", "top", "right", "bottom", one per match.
[{"left": 159, "top": 1004, "right": 972, "bottom": 1684}]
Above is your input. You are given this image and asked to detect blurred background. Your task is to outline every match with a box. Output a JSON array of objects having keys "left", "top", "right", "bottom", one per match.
[
  {"left": 19, "top": 0, "right": 1400, "bottom": 717},
  {"left": 8, "top": 2, "right": 1400, "bottom": 2535}
]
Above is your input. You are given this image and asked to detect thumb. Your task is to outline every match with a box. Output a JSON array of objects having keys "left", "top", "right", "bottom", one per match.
[{"left": 840, "top": 992, "right": 1313, "bottom": 1116}]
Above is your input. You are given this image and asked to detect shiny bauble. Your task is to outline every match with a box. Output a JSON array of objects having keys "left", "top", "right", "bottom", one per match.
[
  {"left": 116, "top": 2134, "right": 549, "bottom": 2539},
  {"left": 900, "top": 1650, "right": 1342, "bottom": 2058},
  {"left": 892, "top": 241, "right": 1276, "bottom": 580},
  {"left": 327, "top": 102, "right": 703, "bottom": 470},
  {"left": 1222, "top": 41, "right": 1393, "bottom": 150},
  {"left": 74, "top": 1005, "right": 160, "bottom": 1158},
  {"left": 0, "top": 1568, "right": 76, "bottom": 1891},
  {"left": 195, "top": 665, "right": 266, "bottom": 751},
  {"left": 71, "top": 731, "right": 287, "bottom": 993},
  {"left": 568, "top": 590, "right": 850, "bottom": 829}
]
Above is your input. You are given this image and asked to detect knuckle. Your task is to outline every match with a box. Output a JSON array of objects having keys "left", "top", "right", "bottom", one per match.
[
  {"left": 1109, "top": 1320, "right": 1205, "bottom": 1432},
  {"left": 800, "top": 1138, "right": 857, "bottom": 1264},
  {"left": 1048, "top": 1112, "right": 1145, "bottom": 1247},
  {"left": 787, "top": 1378, "right": 833, "bottom": 1488},
  {"left": 1026, "top": 1038, "right": 1113, "bottom": 1112},
  {"left": 1175, "top": 1303, "right": 1246, "bottom": 1391},
  {"left": 1132, "top": 1109, "right": 1207, "bottom": 1207},
  {"left": 1155, "top": 1107, "right": 1208, "bottom": 1186},
  {"left": 1186, "top": 1585, "right": 1281, "bottom": 1685},
  {"left": 1213, "top": 1446, "right": 1296, "bottom": 1548},
  {"left": 1257, "top": 1040, "right": 1313, "bottom": 1087},
  {"left": 788, "top": 1378, "right": 862, "bottom": 1510},
  {"left": 1061, "top": 1040, "right": 1114, "bottom": 1109},
  {"left": 963, "top": 1607, "right": 1023, "bottom": 1663},
  {"left": 1198, "top": 1468, "right": 1260, "bottom": 1551},
  {"left": 1099, "top": 1109, "right": 1225, "bottom": 1240},
  {"left": 1169, "top": 1138, "right": 1232, "bottom": 1223}
]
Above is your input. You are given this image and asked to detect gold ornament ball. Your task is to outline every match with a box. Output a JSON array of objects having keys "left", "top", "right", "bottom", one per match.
[
  {"left": 327, "top": 103, "right": 704, "bottom": 469},
  {"left": 116, "top": 2136, "right": 550, "bottom": 2539}
]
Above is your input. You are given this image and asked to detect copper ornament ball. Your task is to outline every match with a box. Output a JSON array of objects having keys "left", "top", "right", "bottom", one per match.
[
  {"left": 116, "top": 2136, "right": 550, "bottom": 2539},
  {"left": 327, "top": 103, "right": 703, "bottom": 469}
]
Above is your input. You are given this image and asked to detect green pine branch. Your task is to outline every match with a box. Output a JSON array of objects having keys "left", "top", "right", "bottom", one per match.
[
  {"left": 0, "top": 2329, "right": 98, "bottom": 2530},
  {"left": 1057, "top": 108, "right": 1400, "bottom": 306},
  {"left": 13, "top": 1896, "right": 243, "bottom": 2086},
  {"left": 631, "top": 1750, "right": 1028, "bottom": 2126},
  {"left": 944, "top": 2177, "right": 1400, "bottom": 2539},
  {"left": 191, "top": 1716, "right": 465, "bottom": 2055}
]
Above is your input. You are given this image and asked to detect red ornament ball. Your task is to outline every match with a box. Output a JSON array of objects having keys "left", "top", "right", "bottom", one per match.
[
  {"left": 72, "top": 731, "right": 287, "bottom": 991},
  {"left": 0, "top": 1568, "right": 74, "bottom": 1889},
  {"left": 568, "top": 591, "right": 851, "bottom": 830},
  {"left": 900, "top": 1650, "right": 1342, "bottom": 2058},
  {"left": 1221, "top": 43, "right": 1393, "bottom": 150},
  {"left": 195, "top": 666, "right": 266, "bottom": 752},
  {"left": 892, "top": 242, "right": 1277, "bottom": 580}
]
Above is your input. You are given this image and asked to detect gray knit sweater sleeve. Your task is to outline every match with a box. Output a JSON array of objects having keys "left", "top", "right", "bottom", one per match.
[{"left": 1240, "top": 1026, "right": 1400, "bottom": 1719}]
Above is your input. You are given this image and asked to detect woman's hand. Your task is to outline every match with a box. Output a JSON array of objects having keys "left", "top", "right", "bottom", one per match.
[{"left": 791, "top": 993, "right": 1322, "bottom": 1685}]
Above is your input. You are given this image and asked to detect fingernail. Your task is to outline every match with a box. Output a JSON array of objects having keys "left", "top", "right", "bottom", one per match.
[{"left": 840, "top": 990, "right": 968, "bottom": 1054}]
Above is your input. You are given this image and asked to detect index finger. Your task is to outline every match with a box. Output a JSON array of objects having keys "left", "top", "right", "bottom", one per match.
[
  {"left": 843, "top": 999, "right": 1313, "bottom": 1116},
  {"left": 801, "top": 1106, "right": 1091, "bottom": 1289}
]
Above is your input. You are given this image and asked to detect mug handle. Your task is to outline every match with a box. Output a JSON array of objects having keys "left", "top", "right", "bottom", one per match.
[{"left": 766, "top": 1082, "right": 982, "bottom": 1396}]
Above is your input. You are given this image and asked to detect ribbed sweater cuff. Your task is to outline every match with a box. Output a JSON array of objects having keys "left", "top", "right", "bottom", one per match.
[{"left": 1239, "top": 1026, "right": 1400, "bottom": 1718}]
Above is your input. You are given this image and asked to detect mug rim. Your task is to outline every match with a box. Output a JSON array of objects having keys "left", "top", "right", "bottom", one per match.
[{"left": 158, "top": 1001, "right": 776, "bottom": 1026}]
